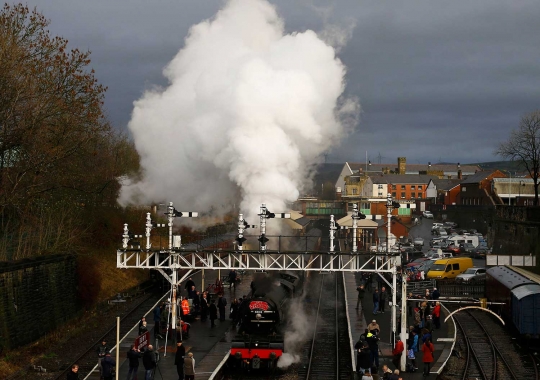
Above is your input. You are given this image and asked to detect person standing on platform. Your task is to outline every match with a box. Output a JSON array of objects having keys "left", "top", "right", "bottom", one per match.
[
  {"left": 209, "top": 299, "right": 218, "bottom": 327},
  {"left": 217, "top": 293, "right": 227, "bottom": 321},
  {"left": 432, "top": 288, "right": 440, "bottom": 301},
  {"left": 368, "top": 320, "right": 380, "bottom": 335},
  {"left": 127, "top": 345, "right": 141, "bottom": 380},
  {"left": 96, "top": 340, "right": 109, "bottom": 379},
  {"left": 174, "top": 341, "right": 186, "bottom": 380},
  {"left": 193, "top": 291, "right": 201, "bottom": 318},
  {"left": 373, "top": 289, "right": 380, "bottom": 314},
  {"left": 153, "top": 305, "right": 161, "bottom": 338},
  {"left": 422, "top": 338, "right": 435, "bottom": 377},
  {"left": 138, "top": 317, "right": 146, "bottom": 336},
  {"left": 185, "top": 278, "right": 195, "bottom": 296},
  {"left": 432, "top": 301, "right": 441, "bottom": 329},
  {"left": 142, "top": 345, "right": 156, "bottom": 380},
  {"left": 101, "top": 352, "right": 116, "bottom": 380},
  {"left": 188, "top": 285, "right": 197, "bottom": 300},
  {"left": 392, "top": 337, "right": 404, "bottom": 370},
  {"left": 356, "top": 284, "right": 366, "bottom": 310},
  {"left": 67, "top": 364, "right": 79, "bottom": 380},
  {"left": 200, "top": 293, "right": 209, "bottom": 321},
  {"left": 379, "top": 287, "right": 387, "bottom": 313},
  {"left": 184, "top": 352, "right": 195, "bottom": 380},
  {"left": 366, "top": 330, "right": 380, "bottom": 370}
]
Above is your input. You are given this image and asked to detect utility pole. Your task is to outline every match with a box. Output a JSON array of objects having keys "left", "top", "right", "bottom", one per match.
[{"left": 385, "top": 194, "right": 401, "bottom": 348}]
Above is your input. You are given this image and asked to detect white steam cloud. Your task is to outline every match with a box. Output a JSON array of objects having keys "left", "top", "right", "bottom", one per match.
[
  {"left": 278, "top": 293, "right": 313, "bottom": 368},
  {"left": 119, "top": 0, "right": 359, "bottom": 218}
]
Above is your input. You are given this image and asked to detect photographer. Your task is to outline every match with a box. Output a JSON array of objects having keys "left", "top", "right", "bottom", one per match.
[{"left": 142, "top": 345, "right": 157, "bottom": 380}]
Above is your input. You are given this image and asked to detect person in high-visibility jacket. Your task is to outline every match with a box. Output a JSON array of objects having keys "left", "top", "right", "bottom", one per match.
[{"left": 181, "top": 298, "right": 190, "bottom": 318}]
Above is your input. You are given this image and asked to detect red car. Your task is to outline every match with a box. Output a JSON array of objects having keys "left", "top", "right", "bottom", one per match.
[{"left": 406, "top": 258, "right": 430, "bottom": 267}]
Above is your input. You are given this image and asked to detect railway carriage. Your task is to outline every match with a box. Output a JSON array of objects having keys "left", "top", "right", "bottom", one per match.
[{"left": 486, "top": 265, "right": 540, "bottom": 338}]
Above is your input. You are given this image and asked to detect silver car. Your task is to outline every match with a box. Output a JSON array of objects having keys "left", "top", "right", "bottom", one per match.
[{"left": 456, "top": 267, "right": 486, "bottom": 283}]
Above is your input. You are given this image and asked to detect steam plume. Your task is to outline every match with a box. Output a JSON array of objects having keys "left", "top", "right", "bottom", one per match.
[{"left": 119, "top": 0, "right": 359, "bottom": 218}]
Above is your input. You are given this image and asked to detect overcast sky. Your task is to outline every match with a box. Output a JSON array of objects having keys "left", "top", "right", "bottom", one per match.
[{"left": 19, "top": 0, "right": 540, "bottom": 165}]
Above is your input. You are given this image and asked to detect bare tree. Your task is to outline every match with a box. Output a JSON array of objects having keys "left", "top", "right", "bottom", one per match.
[{"left": 496, "top": 111, "right": 540, "bottom": 206}]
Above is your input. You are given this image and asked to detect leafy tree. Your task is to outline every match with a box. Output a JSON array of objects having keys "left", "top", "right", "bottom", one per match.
[
  {"left": 496, "top": 111, "right": 540, "bottom": 206},
  {"left": 0, "top": 4, "right": 140, "bottom": 260}
]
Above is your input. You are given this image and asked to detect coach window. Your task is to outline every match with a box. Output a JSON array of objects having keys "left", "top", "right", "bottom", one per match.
[
  {"left": 453, "top": 263, "right": 459, "bottom": 270},
  {"left": 445, "top": 265, "right": 451, "bottom": 272}
]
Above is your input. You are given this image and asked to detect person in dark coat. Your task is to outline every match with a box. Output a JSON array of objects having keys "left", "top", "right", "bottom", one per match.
[
  {"left": 174, "top": 341, "right": 186, "bottom": 380},
  {"left": 432, "top": 288, "right": 440, "bottom": 300},
  {"left": 153, "top": 305, "right": 161, "bottom": 337},
  {"left": 209, "top": 299, "right": 218, "bottom": 327},
  {"left": 126, "top": 344, "right": 141, "bottom": 380},
  {"left": 96, "top": 340, "right": 109, "bottom": 378},
  {"left": 230, "top": 298, "right": 240, "bottom": 324},
  {"left": 193, "top": 290, "right": 201, "bottom": 317},
  {"left": 101, "top": 352, "right": 116, "bottom": 380},
  {"left": 228, "top": 269, "right": 237, "bottom": 288},
  {"left": 200, "top": 293, "right": 209, "bottom": 321},
  {"left": 66, "top": 364, "right": 79, "bottom": 380},
  {"left": 142, "top": 345, "right": 157, "bottom": 380},
  {"left": 355, "top": 340, "right": 371, "bottom": 374},
  {"left": 138, "top": 317, "right": 146, "bottom": 336},
  {"left": 372, "top": 289, "right": 380, "bottom": 315},
  {"left": 185, "top": 278, "right": 195, "bottom": 296},
  {"left": 356, "top": 284, "right": 366, "bottom": 310},
  {"left": 188, "top": 285, "right": 197, "bottom": 300},
  {"left": 379, "top": 287, "right": 387, "bottom": 313},
  {"left": 217, "top": 293, "right": 227, "bottom": 321}
]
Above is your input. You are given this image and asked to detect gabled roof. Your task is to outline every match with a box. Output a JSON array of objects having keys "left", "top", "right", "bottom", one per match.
[
  {"left": 461, "top": 170, "right": 501, "bottom": 184},
  {"left": 370, "top": 174, "right": 438, "bottom": 184},
  {"left": 430, "top": 178, "right": 462, "bottom": 191}
]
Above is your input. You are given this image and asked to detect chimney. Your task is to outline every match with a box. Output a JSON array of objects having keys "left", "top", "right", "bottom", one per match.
[{"left": 458, "top": 170, "right": 462, "bottom": 180}]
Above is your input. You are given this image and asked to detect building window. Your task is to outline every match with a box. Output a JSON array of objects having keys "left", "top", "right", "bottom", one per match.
[
  {"left": 392, "top": 185, "right": 396, "bottom": 190},
  {"left": 401, "top": 192, "right": 406, "bottom": 198},
  {"left": 418, "top": 185, "right": 422, "bottom": 190},
  {"left": 401, "top": 185, "right": 406, "bottom": 190},
  {"left": 352, "top": 188, "right": 358, "bottom": 195},
  {"left": 378, "top": 184, "right": 383, "bottom": 189},
  {"left": 411, "top": 185, "right": 416, "bottom": 190},
  {"left": 392, "top": 192, "right": 396, "bottom": 197},
  {"left": 378, "top": 192, "right": 383, "bottom": 196},
  {"left": 411, "top": 192, "right": 416, "bottom": 198}
]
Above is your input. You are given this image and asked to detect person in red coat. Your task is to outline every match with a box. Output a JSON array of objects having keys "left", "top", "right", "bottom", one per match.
[
  {"left": 392, "top": 337, "right": 404, "bottom": 369},
  {"left": 422, "top": 338, "right": 435, "bottom": 377},
  {"left": 432, "top": 302, "right": 441, "bottom": 329}
]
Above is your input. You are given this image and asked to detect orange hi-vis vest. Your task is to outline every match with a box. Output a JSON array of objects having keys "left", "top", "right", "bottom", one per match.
[{"left": 182, "top": 299, "right": 190, "bottom": 315}]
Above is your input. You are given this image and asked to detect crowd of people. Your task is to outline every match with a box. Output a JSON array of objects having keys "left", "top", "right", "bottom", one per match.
[{"left": 355, "top": 274, "right": 441, "bottom": 378}]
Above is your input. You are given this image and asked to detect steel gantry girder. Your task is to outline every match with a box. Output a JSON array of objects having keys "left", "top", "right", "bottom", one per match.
[{"left": 116, "top": 249, "right": 400, "bottom": 272}]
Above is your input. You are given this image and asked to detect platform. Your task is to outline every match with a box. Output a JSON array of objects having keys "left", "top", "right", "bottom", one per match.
[
  {"left": 85, "top": 268, "right": 253, "bottom": 380},
  {"left": 345, "top": 272, "right": 455, "bottom": 379}
]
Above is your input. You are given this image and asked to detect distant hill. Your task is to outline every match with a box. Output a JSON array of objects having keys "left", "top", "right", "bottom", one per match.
[{"left": 469, "top": 160, "right": 528, "bottom": 172}]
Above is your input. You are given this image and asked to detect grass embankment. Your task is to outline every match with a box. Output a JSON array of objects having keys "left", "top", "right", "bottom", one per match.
[{"left": 0, "top": 249, "right": 148, "bottom": 379}]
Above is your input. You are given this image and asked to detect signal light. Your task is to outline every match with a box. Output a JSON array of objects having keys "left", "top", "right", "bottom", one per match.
[
  {"left": 236, "top": 235, "right": 246, "bottom": 246},
  {"left": 359, "top": 213, "right": 366, "bottom": 219},
  {"left": 266, "top": 210, "right": 276, "bottom": 218},
  {"left": 258, "top": 234, "right": 269, "bottom": 244}
]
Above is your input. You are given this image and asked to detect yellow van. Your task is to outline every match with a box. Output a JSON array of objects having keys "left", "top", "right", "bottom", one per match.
[{"left": 426, "top": 257, "right": 474, "bottom": 279}]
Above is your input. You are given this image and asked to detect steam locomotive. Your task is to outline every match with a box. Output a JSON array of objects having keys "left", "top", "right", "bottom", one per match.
[{"left": 229, "top": 271, "right": 303, "bottom": 370}]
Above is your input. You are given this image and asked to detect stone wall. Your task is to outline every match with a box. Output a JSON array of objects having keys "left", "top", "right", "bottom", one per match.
[{"left": 0, "top": 254, "right": 79, "bottom": 351}]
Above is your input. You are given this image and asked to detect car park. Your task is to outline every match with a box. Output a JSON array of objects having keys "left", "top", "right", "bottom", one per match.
[
  {"left": 423, "top": 211, "right": 434, "bottom": 218},
  {"left": 456, "top": 267, "right": 487, "bottom": 283}
]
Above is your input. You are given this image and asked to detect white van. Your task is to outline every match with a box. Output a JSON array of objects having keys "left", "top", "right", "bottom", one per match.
[{"left": 447, "top": 234, "right": 479, "bottom": 248}]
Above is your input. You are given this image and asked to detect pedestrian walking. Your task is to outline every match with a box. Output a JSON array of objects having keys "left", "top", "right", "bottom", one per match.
[
  {"left": 228, "top": 269, "right": 237, "bottom": 289},
  {"left": 126, "top": 345, "right": 141, "bottom": 380},
  {"left": 174, "top": 341, "right": 186, "bottom": 380},
  {"left": 101, "top": 352, "right": 116, "bottom": 380},
  {"left": 373, "top": 289, "right": 380, "bottom": 314},
  {"left": 96, "top": 340, "right": 109, "bottom": 379},
  {"left": 209, "top": 299, "right": 218, "bottom": 327},
  {"left": 67, "top": 364, "right": 79, "bottom": 380},
  {"left": 217, "top": 293, "right": 227, "bottom": 321},
  {"left": 422, "top": 338, "right": 435, "bottom": 377},
  {"left": 184, "top": 352, "right": 195, "bottom": 380},
  {"left": 356, "top": 284, "right": 366, "bottom": 309}
]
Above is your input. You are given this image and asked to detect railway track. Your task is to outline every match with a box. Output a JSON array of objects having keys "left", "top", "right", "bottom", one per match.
[
  {"left": 53, "top": 291, "right": 166, "bottom": 380},
  {"left": 298, "top": 271, "right": 351, "bottom": 380},
  {"left": 454, "top": 309, "right": 537, "bottom": 380}
]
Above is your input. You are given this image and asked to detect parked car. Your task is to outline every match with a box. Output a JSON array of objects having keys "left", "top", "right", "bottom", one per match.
[
  {"left": 456, "top": 267, "right": 487, "bottom": 283},
  {"left": 423, "top": 211, "right": 434, "bottom": 218},
  {"left": 406, "top": 257, "right": 430, "bottom": 267},
  {"left": 470, "top": 246, "right": 491, "bottom": 259},
  {"left": 416, "top": 259, "right": 436, "bottom": 275},
  {"left": 432, "top": 223, "right": 444, "bottom": 230},
  {"left": 413, "top": 237, "right": 424, "bottom": 246},
  {"left": 460, "top": 243, "right": 475, "bottom": 253},
  {"left": 429, "top": 252, "right": 454, "bottom": 260},
  {"left": 445, "top": 244, "right": 461, "bottom": 254},
  {"left": 444, "top": 221, "right": 458, "bottom": 228}
]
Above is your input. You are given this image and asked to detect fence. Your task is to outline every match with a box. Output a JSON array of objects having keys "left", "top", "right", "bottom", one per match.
[{"left": 436, "top": 282, "right": 485, "bottom": 298}]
